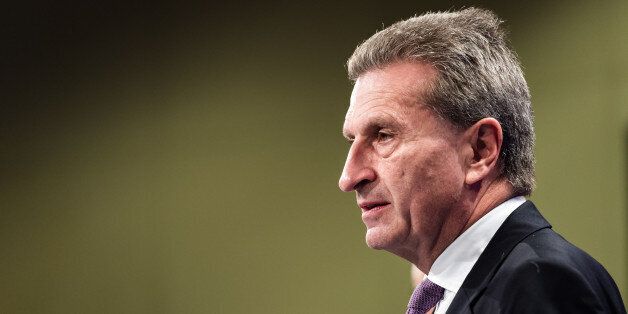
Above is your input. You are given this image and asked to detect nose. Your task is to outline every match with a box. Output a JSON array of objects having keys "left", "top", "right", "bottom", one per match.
[{"left": 338, "top": 143, "right": 376, "bottom": 192}]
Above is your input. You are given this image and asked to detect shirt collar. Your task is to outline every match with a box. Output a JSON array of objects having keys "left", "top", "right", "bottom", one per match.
[{"left": 426, "top": 196, "right": 526, "bottom": 293}]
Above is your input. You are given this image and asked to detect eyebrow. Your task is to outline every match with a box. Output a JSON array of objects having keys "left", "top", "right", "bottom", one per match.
[{"left": 342, "top": 116, "right": 399, "bottom": 140}]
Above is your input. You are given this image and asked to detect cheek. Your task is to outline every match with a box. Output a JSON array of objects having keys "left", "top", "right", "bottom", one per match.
[
  {"left": 379, "top": 138, "right": 464, "bottom": 201},
  {"left": 392, "top": 143, "right": 464, "bottom": 200},
  {"left": 424, "top": 151, "right": 461, "bottom": 184}
]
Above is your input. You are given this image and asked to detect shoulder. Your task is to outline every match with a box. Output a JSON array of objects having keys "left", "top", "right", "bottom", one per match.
[{"left": 475, "top": 228, "right": 625, "bottom": 313}]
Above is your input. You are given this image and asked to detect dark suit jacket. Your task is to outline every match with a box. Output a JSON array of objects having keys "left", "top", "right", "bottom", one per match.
[{"left": 446, "top": 201, "right": 626, "bottom": 313}]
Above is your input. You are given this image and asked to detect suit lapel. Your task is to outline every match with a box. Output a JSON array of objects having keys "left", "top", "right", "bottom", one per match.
[{"left": 445, "top": 201, "right": 551, "bottom": 313}]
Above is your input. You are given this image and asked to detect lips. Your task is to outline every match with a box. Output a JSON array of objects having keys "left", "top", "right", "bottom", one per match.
[
  {"left": 358, "top": 201, "right": 391, "bottom": 213},
  {"left": 359, "top": 201, "right": 390, "bottom": 225}
]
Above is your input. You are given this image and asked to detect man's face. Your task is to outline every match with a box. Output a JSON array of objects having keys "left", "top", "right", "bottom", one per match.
[{"left": 339, "top": 62, "right": 468, "bottom": 254}]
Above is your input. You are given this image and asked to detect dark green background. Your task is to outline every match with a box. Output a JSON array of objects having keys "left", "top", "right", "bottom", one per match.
[{"left": 2, "top": 1, "right": 626, "bottom": 313}]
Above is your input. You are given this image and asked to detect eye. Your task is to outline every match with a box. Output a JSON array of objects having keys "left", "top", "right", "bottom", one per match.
[{"left": 376, "top": 130, "right": 393, "bottom": 142}]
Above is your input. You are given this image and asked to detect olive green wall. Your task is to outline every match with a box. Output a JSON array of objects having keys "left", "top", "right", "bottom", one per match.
[{"left": 2, "top": 1, "right": 626, "bottom": 313}]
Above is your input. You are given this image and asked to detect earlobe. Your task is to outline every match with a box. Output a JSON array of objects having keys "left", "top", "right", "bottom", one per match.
[{"left": 464, "top": 118, "right": 503, "bottom": 185}]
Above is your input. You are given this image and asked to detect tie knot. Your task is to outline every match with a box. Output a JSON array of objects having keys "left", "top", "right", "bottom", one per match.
[{"left": 406, "top": 278, "right": 445, "bottom": 314}]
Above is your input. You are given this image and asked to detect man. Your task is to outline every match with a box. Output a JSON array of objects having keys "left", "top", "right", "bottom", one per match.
[{"left": 338, "top": 8, "right": 625, "bottom": 313}]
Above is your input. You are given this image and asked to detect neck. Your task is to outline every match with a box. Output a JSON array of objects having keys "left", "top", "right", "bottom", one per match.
[{"left": 461, "top": 177, "right": 514, "bottom": 232}]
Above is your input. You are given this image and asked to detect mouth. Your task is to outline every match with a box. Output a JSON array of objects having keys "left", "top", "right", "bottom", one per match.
[
  {"left": 359, "top": 201, "right": 391, "bottom": 224},
  {"left": 358, "top": 201, "right": 391, "bottom": 213}
]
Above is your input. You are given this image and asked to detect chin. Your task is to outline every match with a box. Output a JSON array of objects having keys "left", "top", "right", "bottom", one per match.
[{"left": 365, "top": 227, "right": 399, "bottom": 250}]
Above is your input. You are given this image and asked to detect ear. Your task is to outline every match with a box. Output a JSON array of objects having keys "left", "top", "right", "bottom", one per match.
[{"left": 464, "top": 118, "right": 503, "bottom": 185}]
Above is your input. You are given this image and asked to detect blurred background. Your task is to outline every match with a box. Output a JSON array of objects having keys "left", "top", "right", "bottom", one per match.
[{"left": 2, "top": 0, "right": 627, "bottom": 313}]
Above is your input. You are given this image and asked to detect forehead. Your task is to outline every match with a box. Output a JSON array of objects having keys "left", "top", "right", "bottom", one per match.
[
  {"left": 343, "top": 62, "right": 438, "bottom": 135},
  {"left": 351, "top": 61, "right": 437, "bottom": 102}
]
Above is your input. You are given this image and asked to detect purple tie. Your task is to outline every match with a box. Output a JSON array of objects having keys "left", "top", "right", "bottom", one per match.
[{"left": 406, "top": 278, "right": 445, "bottom": 314}]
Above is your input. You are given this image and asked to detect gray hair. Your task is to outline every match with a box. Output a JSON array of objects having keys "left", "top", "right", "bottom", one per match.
[{"left": 347, "top": 7, "right": 535, "bottom": 196}]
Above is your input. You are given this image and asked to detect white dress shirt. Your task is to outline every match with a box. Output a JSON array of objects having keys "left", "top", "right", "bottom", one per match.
[{"left": 427, "top": 196, "right": 527, "bottom": 314}]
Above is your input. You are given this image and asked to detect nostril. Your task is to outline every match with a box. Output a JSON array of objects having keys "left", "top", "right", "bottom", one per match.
[{"left": 354, "top": 178, "right": 371, "bottom": 191}]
